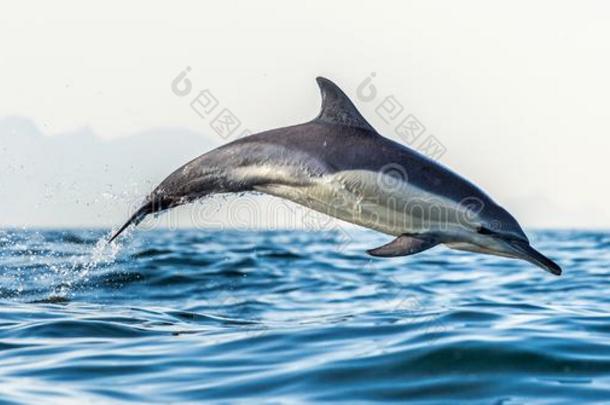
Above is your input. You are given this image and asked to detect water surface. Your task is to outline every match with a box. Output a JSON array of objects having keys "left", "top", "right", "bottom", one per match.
[{"left": 0, "top": 229, "right": 608, "bottom": 403}]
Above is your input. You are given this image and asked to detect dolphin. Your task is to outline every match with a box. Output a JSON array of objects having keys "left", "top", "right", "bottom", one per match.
[{"left": 108, "top": 77, "right": 561, "bottom": 275}]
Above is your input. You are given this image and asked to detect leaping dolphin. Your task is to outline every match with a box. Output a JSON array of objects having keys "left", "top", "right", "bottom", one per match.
[{"left": 109, "top": 77, "right": 561, "bottom": 275}]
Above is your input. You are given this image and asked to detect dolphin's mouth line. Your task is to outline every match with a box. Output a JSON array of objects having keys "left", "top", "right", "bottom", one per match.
[
  {"left": 504, "top": 239, "right": 562, "bottom": 276},
  {"left": 472, "top": 227, "right": 562, "bottom": 275}
]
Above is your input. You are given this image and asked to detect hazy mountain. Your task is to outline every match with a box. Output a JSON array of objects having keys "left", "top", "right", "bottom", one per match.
[{"left": 0, "top": 116, "right": 216, "bottom": 227}]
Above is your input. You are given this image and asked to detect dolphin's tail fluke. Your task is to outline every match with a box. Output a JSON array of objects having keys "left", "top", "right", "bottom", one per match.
[{"left": 107, "top": 202, "right": 153, "bottom": 244}]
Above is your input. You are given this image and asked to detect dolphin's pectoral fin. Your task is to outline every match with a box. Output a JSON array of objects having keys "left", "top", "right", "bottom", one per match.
[{"left": 367, "top": 234, "right": 438, "bottom": 257}]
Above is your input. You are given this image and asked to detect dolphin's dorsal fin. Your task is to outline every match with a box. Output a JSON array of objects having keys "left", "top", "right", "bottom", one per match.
[{"left": 315, "top": 77, "right": 376, "bottom": 132}]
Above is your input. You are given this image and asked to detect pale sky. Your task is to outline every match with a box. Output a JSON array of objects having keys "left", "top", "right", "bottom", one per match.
[{"left": 1, "top": 0, "right": 609, "bottom": 229}]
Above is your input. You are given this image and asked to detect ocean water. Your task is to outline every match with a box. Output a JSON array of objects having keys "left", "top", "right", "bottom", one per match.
[{"left": 0, "top": 228, "right": 608, "bottom": 403}]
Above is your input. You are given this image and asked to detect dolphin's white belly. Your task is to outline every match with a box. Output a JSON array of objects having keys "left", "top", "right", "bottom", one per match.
[{"left": 253, "top": 169, "right": 467, "bottom": 237}]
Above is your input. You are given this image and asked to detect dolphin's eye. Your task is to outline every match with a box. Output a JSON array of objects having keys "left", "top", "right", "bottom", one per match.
[{"left": 477, "top": 226, "right": 495, "bottom": 235}]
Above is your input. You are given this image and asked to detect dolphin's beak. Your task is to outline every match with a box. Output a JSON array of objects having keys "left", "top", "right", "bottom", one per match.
[
  {"left": 448, "top": 237, "right": 562, "bottom": 276},
  {"left": 504, "top": 239, "right": 562, "bottom": 276}
]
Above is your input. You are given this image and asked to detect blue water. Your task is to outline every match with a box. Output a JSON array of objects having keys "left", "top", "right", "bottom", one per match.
[{"left": 0, "top": 228, "right": 608, "bottom": 403}]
